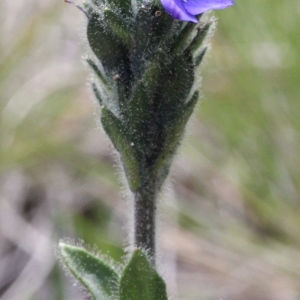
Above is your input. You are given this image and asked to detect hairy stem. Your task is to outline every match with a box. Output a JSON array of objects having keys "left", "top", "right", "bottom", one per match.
[{"left": 133, "top": 176, "right": 157, "bottom": 265}]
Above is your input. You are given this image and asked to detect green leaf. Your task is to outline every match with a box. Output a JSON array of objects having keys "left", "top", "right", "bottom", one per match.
[
  {"left": 173, "top": 21, "right": 198, "bottom": 55},
  {"left": 87, "top": 13, "right": 128, "bottom": 74},
  {"left": 119, "top": 249, "right": 168, "bottom": 300},
  {"left": 142, "top": 49, "right": 166, "bottom": 94},
  {"left": 104, "top": 9, "right": 132, "bottom": 46},
  {"left": 86, "top": 58, "right": 109, "bottom": 87},
  {"left": 158, "top": 51, "right": 194, "bottom": 117},
  {"left": 59, "top": 242, "right": 119, "bottom": 300},
  {"left": 101, "top": 107, "right": 141, "bottom": 191},
  {"left": 131, "top": 5, "right": 174, "bottom": 78},
  {"left": 149, "top": 6, "right": 175, "bottom": 48},
  {"left": 188, "top": 22, "right": 211, "bottom": 53},
  {"left": 126, "top": 81, "right": 150, "bottom": 133},
  {"left": 130, "top": 5, "right": 154, "bottom": 76},
  {"left": 194, "top": 46, "right": 207, "bottom": 67},
  {"left": 92, "top": 82, "right": 104, "bottom": 106},
  {"left": 154, "top": 91, "right": 199, "bottom": 172}
]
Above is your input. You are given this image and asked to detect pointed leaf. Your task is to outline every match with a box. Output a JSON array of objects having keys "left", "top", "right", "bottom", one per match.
[
  {"left": 119, "top": 249, "right": 168, "bottom": 300},
  {"left": 142, "top": 56, "right": 164, "bottom": 95},
  {"left": 59, "top": 242, "right": 119, "bottom": 300},
  {"left": 188, "top": 22, "right": 211, "bottom": 53},
  {"left": 131, "top": 5, "right": 154, "bottom": 76},
  {"left": 92, "top": 82, "right": 104, "bottom": 106},
  {"left": 149, "top": 6, "right": 175, "bottom": 47},
  {"left": 131, "top": 5, "right": 174, "bottom": 77},
  {"left": 101, "top": 107, "right": 141, "bottom": 191},
  {"left": 87, "top": 13, "right": 128, "bottom": 74},
  {"left": 194, "top": 46, "right": 207, "bottom": 66},
  {"left": 154, "top": 91, "right": 199, "bottom": 172},
  {"left": 126, "top": 81, "right": 150, "bottom": 134},
  {"left": 87, "top": 58, "right": 110, "bottom": 87},
  {"left": 104, "top": 8, "right": 132, "bottom": 46},
  {"left": 158, "top": 51, "right": 194, "bottom": 117},
  {"left": 173, "top": 21, "right": 198, "bottom": 55}
]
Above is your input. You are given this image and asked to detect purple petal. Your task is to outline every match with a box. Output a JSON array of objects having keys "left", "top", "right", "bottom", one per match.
[
  {"left": 161, "top": 0, "right": 198, "bottom": 22},
  {"left": 183, "top": 0, "right": 234, "bottom": 16}
]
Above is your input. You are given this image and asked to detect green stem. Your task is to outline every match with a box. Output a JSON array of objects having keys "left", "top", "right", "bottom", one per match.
[{"left": 133, "top": 175, "right": 157, "bottom": 265}]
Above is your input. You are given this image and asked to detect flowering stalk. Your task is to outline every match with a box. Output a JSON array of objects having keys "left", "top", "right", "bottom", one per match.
[{"left": 59, "top": 0, "right": 233, "bottom": 298}]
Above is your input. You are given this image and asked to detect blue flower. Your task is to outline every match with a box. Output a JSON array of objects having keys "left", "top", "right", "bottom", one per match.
[{"left": 161, "top": 0, "right": 234, "bottom": 23}]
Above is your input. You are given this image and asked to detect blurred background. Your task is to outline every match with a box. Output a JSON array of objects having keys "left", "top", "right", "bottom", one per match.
[{"left": 1, "top": 0, "right": 300, "bottom": 299}]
